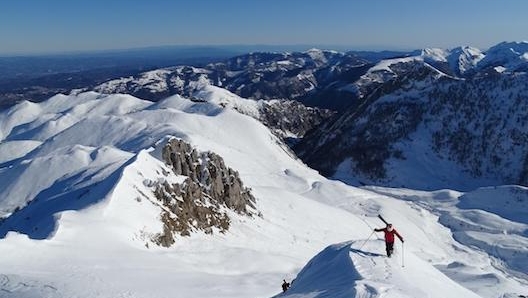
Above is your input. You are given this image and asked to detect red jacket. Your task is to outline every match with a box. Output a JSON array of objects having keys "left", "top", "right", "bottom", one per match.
[{"left": 375, "top": 227, "right": 403, "bottom": 243}]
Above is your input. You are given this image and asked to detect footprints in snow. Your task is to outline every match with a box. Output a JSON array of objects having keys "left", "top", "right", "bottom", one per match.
[
  {"left": 350, "top": 243, "right": 399, "bottom": 297},
  {"left": 0, "top": 274, "right": 59, "bottom": 297}
]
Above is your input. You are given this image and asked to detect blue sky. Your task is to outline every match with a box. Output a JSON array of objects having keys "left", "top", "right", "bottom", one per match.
[{"left": 1, "top": 0, "right": 527, "bottom": 55}]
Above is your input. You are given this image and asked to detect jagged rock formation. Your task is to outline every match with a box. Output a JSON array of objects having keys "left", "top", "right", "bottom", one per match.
[{"left": 152, "top": 139, "right": 256, "bottom": 247}]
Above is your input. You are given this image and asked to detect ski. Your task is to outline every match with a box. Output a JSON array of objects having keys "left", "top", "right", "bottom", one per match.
[{"left": 378, "top": 214, "right": 388, "bottom": 225}]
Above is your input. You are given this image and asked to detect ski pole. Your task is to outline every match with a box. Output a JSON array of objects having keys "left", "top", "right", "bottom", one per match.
[
  {"left": 401, "top": 242, "right": 405, "bottom": 267},
  {"left": 361, "top": 217, "right": 381, "bottom": 240},
  {"left": 358, "top": 230, "right": 375, "bottom": 251}
]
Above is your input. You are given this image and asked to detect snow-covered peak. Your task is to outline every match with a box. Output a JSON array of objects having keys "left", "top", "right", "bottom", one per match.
[
  {"left": 421, "top": 47, "right": 449, "bottom": 62},
  {"left": 365, "top": 56, "right": 419, "bottom": 74},
  {"left": 457, "top": 45, "right": 485, "bottom": 57},
  {"left": 446, "top": 46, "right": 485, "bottom": 74},
  {"left": 357, "top": 43, "right": 509, "bottom": 83},
  {"left": 304, "top": 48, "right": 341, "bottom": 67},
  {"left": 365, "top": 42, "right": 528, "bottom": 78},
  {"left": 305, "top": 48, "right": 328, "bottom": 68},
  {"left": 365, "top": 47, "right": 454, "bottom": 76},
  {"left": 192, "top": 84, "right": 260, "bottom": 118},
  {"left": 94, "top": 66, "right": 212, "bottom": 97},
  {"left": 478, "top": 41, "right": 528, "bottom": 71},
  {"left": 419, "top": 47, "right": 486, "bottom": 75}
]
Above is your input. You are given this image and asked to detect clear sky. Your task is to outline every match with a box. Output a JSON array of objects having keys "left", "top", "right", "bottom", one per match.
[{"left": 1, "top": 0, "right": 527, "bottom": 55}]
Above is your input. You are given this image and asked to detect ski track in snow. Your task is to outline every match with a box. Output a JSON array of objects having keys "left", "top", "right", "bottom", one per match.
[
  {"left": 0, "top": 274, "right": 60, "bottom": 298},
  {"left": 350, "top": 241, "right": 421, "bottom": 298},
  {"left": 0, "top": 272, "right": 141, "bottom": 298}
]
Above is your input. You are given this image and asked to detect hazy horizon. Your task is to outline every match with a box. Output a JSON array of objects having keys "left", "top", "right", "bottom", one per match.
[
  {"left": 1, "top": 0, "right": 527, "bottom": 55},
  {"left": 0, "top": 43, "right": 422, "bottom": 58}
]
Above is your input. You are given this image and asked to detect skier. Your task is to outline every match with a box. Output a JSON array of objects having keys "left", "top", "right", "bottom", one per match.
[
  {"left": 281, "top": 279, "right": 290, "bottom": 292},
  {"left": 374, "top": 223, "right": 404, "bottom": 257}
]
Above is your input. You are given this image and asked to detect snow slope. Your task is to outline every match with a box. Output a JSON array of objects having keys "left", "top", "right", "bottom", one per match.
[
  {"left": 0, "top": 89, "right": 526, "bottom": 297},
  {"left": 276, "top": 240, "right": 481, "bottom": 298}
]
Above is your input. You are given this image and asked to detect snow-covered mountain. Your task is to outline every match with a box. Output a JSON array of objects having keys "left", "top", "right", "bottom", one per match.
[
  {"left": 294, "top": 42, "right": 528, "bottom": 190},
  {"left": 0, "top": 85, "right": 527, "bottom": 297},
  {"left": 478, "top": 41, "right": 528, "bottom": 73}
]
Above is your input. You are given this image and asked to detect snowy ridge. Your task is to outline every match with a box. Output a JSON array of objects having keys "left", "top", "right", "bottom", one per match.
[
  {"left": 0, "top": 145, "right": 132, "bottom": 237},
  {"left": 90, "top": 49, "right": 371, "bottom": 111},
  {"left": 364, "top": 185, "right": 528, "bottom": 296},
  {"left": 95, "top": 67, "right": 212, "bottom": 95},
  {"left": 278, "top": 241, "right": 481, "bottom": 298},
  {"left": 361, "top": 46, "right": 482, "bottom": 82},
  {"left": 193, "top": 84, "right": 261, "bottom": 118}
]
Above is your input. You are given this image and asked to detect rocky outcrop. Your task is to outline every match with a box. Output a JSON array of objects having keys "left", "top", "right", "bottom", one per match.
[
  {"left": 259, "top": 100, "right": 336, "bottom": 145},
  {"left": 152, "top": 139, "right": 256, "bottom": 247}
]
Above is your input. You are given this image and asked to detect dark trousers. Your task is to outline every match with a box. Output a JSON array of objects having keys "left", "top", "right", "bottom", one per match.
[{"left": 386, "top": 242, "right": 394, "bottom": 257}]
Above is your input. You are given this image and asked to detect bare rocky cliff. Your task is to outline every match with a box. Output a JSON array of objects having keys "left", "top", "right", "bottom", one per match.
[{"left": 152, "top": 139, "right": 257, "bottom": 247}]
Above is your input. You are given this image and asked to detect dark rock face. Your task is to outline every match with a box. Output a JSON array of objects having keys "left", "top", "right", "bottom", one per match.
[
  {"left": 426, "top": 75, "right": 528, "bottom": 184},
  {"left": 295, "top": 62, "right": 436, "bottom": 179},
  {"left": 152, "top": 139, "right": 256, "bottom": 247},
  {"left": 259, "top": 100, "right": 336, "bottom": 145}
]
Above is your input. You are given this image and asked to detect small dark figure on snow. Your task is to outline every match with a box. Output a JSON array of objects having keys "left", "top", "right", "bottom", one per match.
[
  {"left": 375, "top": 223, "right": 404, "bottom": 257},
  {"left": 281, "top": 279, "right": 290, "bottom": 292}
]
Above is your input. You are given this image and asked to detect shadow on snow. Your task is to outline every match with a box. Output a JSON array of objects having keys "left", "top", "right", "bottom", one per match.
[
  {"left": 274, "top": 241, "right": 364, "bottom": 298},
  {"left": 0, "top": 157, "right": 134, "bottom": 239}
]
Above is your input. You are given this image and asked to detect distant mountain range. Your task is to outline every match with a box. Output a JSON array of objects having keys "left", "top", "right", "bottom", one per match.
[{"left": 3, "top": 41, "right": 528, "bottom": 190}]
